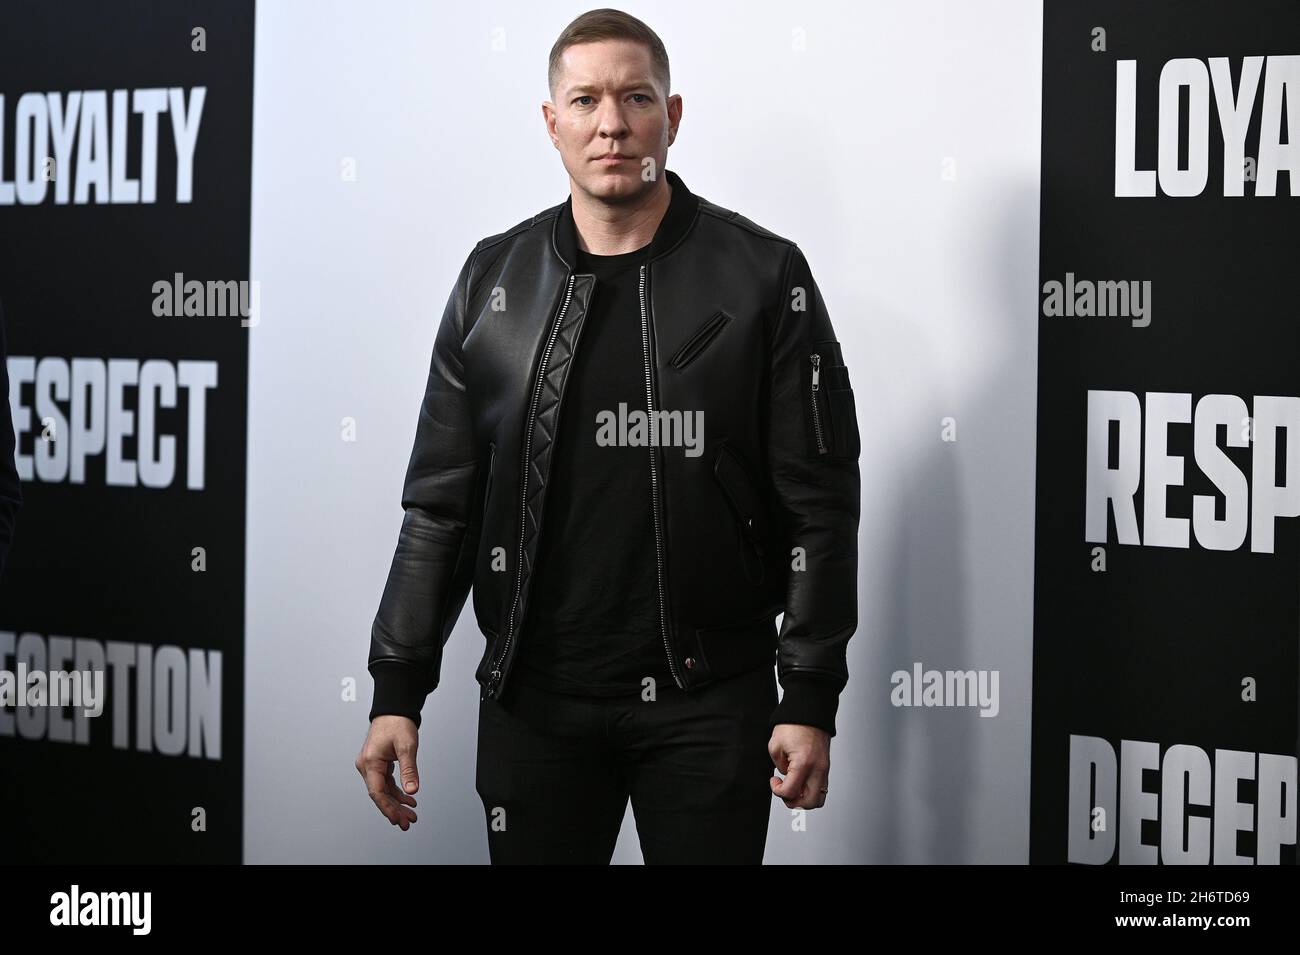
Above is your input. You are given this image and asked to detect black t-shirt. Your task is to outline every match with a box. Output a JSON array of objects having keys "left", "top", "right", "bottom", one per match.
[{"left": 510, "top": 241, "right": 675, "bottom": 697}]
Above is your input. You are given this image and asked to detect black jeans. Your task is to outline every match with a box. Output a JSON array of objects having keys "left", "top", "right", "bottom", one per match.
[{"left": 475, "top": 664, "right": 777, "bottom": 864}]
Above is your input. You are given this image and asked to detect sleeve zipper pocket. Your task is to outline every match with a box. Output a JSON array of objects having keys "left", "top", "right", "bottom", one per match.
[
  {"left": 810, "top": 353, "right": 828, "bottom": 454},
  {"left": 807, "top": 343, "right": 860, "bottom": 460}
]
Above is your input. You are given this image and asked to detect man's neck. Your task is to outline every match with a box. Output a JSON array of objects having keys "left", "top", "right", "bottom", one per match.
[{"left": 571, "top": 178, "right": 672, "bottom": 256}]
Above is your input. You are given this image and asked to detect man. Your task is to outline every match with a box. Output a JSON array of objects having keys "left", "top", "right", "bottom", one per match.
[
  {"left": 0, "top": 297, "right": 21, "bottom": 580},
  {"left": 356, "top": 8, "right": 861, "bottom": 864}
]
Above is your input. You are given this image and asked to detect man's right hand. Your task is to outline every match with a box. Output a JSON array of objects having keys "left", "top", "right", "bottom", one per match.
[{"left": 355, "top": 715, "right": 420, "bottom": 831}]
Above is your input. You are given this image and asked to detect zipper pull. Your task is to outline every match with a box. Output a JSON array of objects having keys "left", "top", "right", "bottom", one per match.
[{"left": 811, "top": 353, "right": 820, "bottom": 390}]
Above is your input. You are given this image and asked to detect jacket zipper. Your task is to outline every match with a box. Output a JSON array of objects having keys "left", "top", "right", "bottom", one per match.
[
  {"left": 485, "top": 273, "right": 576, "bottom": 698},
  {"left": 640, "top": 264, "right": 685, "bottom": 690},
  {"left": 810, "top": 353, "right": 828, "bottom": 454}
]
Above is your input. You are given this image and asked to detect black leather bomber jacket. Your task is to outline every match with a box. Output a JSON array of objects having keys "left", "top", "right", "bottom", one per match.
[{"left": 367, "top": 169, "right": 862, "bottom": 737}]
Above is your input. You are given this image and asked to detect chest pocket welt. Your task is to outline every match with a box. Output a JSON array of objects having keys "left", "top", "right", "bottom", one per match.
[
  {"left": 669, "top": 309, "right": 731, "bottom": 370},
  {"left": 712, "top": 440, "right": 768, "bottom": 584}
]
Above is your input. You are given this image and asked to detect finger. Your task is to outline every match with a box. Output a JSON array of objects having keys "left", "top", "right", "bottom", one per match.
[
  {"left": 362, "top": 759, "right": 397, "bottom": 817},
  {"left": 367, "top": 781, "right": 403, "bottom": 826},
  {"left": 804, "top": 764, "right": 830, "bottom": 809},
  {"left": 395, "top": 735, "right": 420, "bottom": 795},
  {"left": 376, "top": 763, "right": 417, "bottom": 829},
  {"left": 384, "top": 767, "right": 417, "bottom": 807},
  {"left": 362, "top": 758, "right": 411, "bottom": 828},
  {"left": 369, "top": 787, "right": 414, "bottom": 830},
  {"left": 383, "top": 778, "right": 418, "bottom": 827},
  {"left": 767, "top": 736, "right": 790, "bottom": 774},
  {"left": 770, "top": 757, "right": 811, "bottom": 808}
]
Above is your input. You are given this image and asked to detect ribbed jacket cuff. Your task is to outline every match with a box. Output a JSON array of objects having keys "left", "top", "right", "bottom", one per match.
[
  {"left": 769, "top": 673, "right": 842, "bottom": 737},
  {"left": 368, "top": 662, "right": 430, "bottom": 728}
]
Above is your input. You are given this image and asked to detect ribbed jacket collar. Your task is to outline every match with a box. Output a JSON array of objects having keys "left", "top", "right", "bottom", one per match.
[{"left": 552, "top": 168, "right": 700, "bottom": 270}]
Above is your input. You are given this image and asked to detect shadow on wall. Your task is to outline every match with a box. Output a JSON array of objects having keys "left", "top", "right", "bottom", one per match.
[{"left": 871, "top": 176, "right": 1038, "bottom": 863}]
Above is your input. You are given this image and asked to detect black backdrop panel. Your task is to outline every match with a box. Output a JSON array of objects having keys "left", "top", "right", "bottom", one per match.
[
  {"left": 0, "top": 0, "right": 253, "bottom": 863},
  {"left": 1031, "top": 0, "right": 1299, "bottom": 864}
]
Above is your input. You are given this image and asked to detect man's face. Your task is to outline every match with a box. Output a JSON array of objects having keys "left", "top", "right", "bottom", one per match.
[{"left": 544, "top": 39, "right": 681, "bottom": 204}]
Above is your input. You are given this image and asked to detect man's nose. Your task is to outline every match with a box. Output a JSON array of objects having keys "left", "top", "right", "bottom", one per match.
[{"left": 595, "top": 102, "right": 629, "bottom": 137}]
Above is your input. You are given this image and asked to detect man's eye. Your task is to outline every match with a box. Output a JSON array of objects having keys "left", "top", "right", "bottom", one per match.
[
  {"left": 575, "top": 96, "right": 594, "bottom": 106},
  {"left": 630, "top": 94, "right": 649, "bottom": 104}
]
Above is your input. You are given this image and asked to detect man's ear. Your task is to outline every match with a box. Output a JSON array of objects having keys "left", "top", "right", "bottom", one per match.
[{"left": 541, "top": 101, "right": 558, "bottom": 146}]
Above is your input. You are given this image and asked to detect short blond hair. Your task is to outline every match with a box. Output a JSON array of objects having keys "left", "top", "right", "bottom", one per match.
[{"left": 548, "top": 8, "right": 671, "bottom": 101}]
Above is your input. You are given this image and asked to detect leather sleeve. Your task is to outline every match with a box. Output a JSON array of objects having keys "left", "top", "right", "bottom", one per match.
[
  {"left": 764, "top": 244, "right": 862, "bottom": 738},
  {"left": 367, "top": 245, "right": 482, "bottom": 727},
  {"left": 0, "top": 298, "right": 22, "bottom": 580}
]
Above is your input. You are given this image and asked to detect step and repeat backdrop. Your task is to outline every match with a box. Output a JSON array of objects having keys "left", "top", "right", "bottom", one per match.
[
  {"left": 1031, "top": 0, "right": 1299, "bottom": 863},
  {"left": 0, "top": 0, "right": 1295, "bottom": 864},
  {"left": 0, "top": 0, "right": 253, "bottom": 862}
]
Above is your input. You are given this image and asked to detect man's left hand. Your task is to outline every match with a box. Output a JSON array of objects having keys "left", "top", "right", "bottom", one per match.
[{"left": 768, "top": 724, "right": 831, "bottom": 809}]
